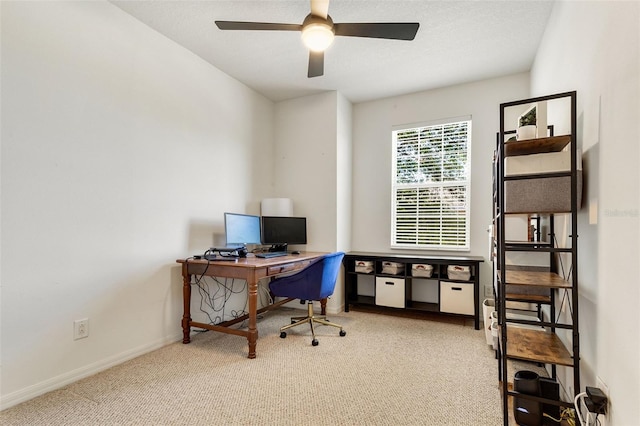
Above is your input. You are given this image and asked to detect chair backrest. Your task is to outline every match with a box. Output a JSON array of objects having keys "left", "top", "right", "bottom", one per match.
[
  {"left": 269, "top": 252, "right": 345, "bottom": 301},
  {"left": 314, "top": 251, "right": 345, "bottom": 300}
]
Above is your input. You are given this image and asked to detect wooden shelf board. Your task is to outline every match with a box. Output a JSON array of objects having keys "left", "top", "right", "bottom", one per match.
[
  {"left": 504, "top": 135, "right": 572, "bottom": 157},
  {"left": 348, "top": 304, "right": 470, "bottom": 326},
  {"left": 406, "top": 301, "right": 439, "bottom": 312},
  {"left": 504, "top": 209, "right": 573, "bottom": 215},
  {"left": 499, "top": 270, "right": 572, "bottom": 289},
  {"left": 506, "top": 327, "right": 574, "bottom": 366},
  {"left": 505, "top": 293, "right": 551, "bottom": 303},
  {"left": 351, "top": 295, "right": 375, "bottom": 305},
  {"left": 505, "top": 240, "right": 551, "bottom": 246}
]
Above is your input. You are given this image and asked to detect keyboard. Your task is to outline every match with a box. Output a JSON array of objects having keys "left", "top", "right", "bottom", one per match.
[{"left": 255, "top": 251, "right": 288, "bottom": 258}]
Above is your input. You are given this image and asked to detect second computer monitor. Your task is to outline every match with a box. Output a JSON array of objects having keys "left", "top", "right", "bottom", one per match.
[
  {"left": 224, "top": 212, "right": 262, "bottom": 247},
  {"left": 261, "top": 216, "right": 307, "bottom": 251}
]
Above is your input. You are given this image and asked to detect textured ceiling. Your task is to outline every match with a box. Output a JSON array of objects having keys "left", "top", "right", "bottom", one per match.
[{"left": 111, "top": 0, "right": 555, "bottom": 103}]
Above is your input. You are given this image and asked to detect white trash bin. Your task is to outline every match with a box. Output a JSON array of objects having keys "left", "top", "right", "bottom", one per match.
[
  {"left": 491, "top": 316, "right": 500, "bottom": 350},
  {"left": 482, "top": 298, "right": 495, "bottom": 346}
]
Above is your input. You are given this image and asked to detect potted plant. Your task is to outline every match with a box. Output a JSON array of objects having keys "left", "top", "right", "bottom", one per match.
[{"left": 516, "top": 106, "right": 537, "bottom": 140}]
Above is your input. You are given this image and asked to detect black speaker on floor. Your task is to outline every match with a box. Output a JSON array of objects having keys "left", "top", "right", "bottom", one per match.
[
  {"left": 540, "top": 377, "right": 560, "bottom": 425},
  {"left": 514, "top": 370, "right": 542, "bottom": 426}
]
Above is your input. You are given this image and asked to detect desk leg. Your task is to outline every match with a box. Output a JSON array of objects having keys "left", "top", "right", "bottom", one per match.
[
  {"left": 320, "top": 297, "right": 327, "bottom": 316},
  {"left": 182, "top": 267, "right": 192, "bottom": 344},
  {"left": 247, "top": 276, "right": 258, "bottom": 359}
]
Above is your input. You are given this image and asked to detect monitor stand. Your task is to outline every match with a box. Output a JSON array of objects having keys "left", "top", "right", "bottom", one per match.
[{"left": 268, "top": 244, "right": 288, "bottom": 253}]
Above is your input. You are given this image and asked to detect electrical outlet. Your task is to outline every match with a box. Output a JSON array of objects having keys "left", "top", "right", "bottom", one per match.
[
  {"left": 596, "top": 376, "right": 610, "bottom": 426},
  {"left": 484, "top": 286, "right": 493, "bottom": 297},
  {"left": 74, "top": 318, "right": 89, "bottom": 340}
]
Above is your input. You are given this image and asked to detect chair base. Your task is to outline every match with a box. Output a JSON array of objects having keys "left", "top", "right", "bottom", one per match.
[{"left": 279, "top": 302, "right": 346, "bottom": 346}]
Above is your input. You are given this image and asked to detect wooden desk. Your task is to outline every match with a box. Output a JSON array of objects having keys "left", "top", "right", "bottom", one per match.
[{"left": 176, "top": 252, "right": 326, "bottom": 358}]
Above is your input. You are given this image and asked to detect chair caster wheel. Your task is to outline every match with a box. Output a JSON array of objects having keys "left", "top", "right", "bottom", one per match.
[
  {"left": 280, "top": 332, "right": 287, "bottom": 338},
  {"left": 339, "top": 330, "right": 346, "bottom": 337},
  {"left": 312, "top": 339, "right": 319, "bottom": 346}
]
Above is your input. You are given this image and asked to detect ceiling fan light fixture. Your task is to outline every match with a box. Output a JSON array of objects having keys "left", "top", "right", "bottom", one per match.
[{"left": 301, "top": 22, "right": 335, "bottom": 52}]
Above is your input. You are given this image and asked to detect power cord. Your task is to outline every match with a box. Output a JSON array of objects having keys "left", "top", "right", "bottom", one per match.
[
  {"left": 575, "top": 391, "right": 604, "bottom": 426},
  {"left": 194, "top": 276, "right": 248, "bottom": 325},
  {"left": 544, "top": 407, "right": 576, "bottom": 426}
]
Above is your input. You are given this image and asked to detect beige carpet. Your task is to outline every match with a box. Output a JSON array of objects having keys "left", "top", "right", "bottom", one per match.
[{"left": 1, "top": 309, "right": 512, "bottom": 425}]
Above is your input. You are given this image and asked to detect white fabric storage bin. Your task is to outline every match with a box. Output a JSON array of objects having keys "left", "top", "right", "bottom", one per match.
[
  {"left": 411, "top": 264, "right": 433, "bottom": 277},
  {"left": 375, "top": 277, "right": 405, "bottom": 308},
  {"left": 354, "top": 260, "right": 374, "bottom": 274},
  {"left": 381, "top": 261, "right": 404, "bottom": 275},
  {"left": 447, "top": 265, "right": 471, "bottom": 281},
  {"left": 491, "top": 317, "right": 499, "bottom": 350},
  {"left": 440, "top": 281, "right": 474, "bottom": 315},
  {"left": 504, "top": 149, "right": 582, "bottom": 176}
]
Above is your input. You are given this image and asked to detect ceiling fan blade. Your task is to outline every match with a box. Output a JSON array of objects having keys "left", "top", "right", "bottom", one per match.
[
  {"left": 215, "top": 21, "right": 302, "bottom": 31},
  {"left": 334, "top": 22, "right": 419, "bottom": 40},
  {"left": 310, "top": 0, "right": 330, "bottom": 18},
  {"left": 308, "top": 51, "right": 324, "bottom": 78}
]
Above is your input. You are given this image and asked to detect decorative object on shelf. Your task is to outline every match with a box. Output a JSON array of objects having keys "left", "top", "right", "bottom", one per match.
[{"left": 516, "top": 105, "right": 537, "bottom": 141}]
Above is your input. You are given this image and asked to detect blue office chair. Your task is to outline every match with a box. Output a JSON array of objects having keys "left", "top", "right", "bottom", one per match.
[{"left": 269, "top": 252, "right": 346, "bottom": 346}]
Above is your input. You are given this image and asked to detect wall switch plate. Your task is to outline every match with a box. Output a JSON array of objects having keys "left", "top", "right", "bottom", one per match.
[{"left": 74, "top": 318, "right": 89, "bottom": 340}]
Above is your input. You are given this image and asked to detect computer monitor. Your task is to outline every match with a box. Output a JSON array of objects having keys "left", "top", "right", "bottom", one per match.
[
  {"left": 261, "top": 216, "right": 307, "bottom": 252},
  {"left": 224, "top": 212, "right": 261, "bottom": 247}
]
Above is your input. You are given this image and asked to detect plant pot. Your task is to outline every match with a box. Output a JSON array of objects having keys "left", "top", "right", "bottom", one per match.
[{"left": 516, "top": 125, "right": 537, "bottom": 141}]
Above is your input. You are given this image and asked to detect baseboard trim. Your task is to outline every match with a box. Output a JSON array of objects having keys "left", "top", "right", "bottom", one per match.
[{"left": 0, "top": 332, "right": 182, "bottom": 411}]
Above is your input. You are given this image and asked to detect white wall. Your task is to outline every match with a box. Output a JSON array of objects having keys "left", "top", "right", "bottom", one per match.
[
  {"left": 336, "top": 92, "right": 353, "bottom": 255},
  {"left": 531, "top": 1, "right": 639, "bottom": 424},
  {"left": 0, "top": 1, "right": 274, "bottom": 408},
  {"left": 274, "top": 92, "right": 338, "bottom": 250},
  {"left": 351, "top": 73, "right": 531, "bottom": 298},
  {"left": 273, "top": 91, "right": 353, "bottom": 312}
]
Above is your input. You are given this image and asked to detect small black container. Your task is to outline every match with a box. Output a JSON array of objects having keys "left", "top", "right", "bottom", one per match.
[{"left": 513, "top": 370, "right": 542, "bottom": 426}]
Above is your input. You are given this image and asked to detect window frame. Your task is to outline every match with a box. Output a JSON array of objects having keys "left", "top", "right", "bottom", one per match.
[{"left": 390, "top": 116, "right": 472, "bottom": 251}]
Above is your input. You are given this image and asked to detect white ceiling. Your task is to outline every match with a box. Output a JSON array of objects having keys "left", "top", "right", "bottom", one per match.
[{"left": 111, "top": 0, "right": 555, "bottom": 103}]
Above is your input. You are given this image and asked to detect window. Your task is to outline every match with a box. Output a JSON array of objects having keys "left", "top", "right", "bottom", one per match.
[{"left": 391, "top": 118, "right": 471, "bottom": 250}]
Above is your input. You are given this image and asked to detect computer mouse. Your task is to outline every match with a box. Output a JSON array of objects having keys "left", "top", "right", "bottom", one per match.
[{"left": 291, "top": 251, "right": 300, "bottom": 255}]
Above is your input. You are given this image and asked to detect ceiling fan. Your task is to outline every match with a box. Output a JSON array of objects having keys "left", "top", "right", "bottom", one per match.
[{"left": 215, "top": 0, "right": 419, "bottom": 78}]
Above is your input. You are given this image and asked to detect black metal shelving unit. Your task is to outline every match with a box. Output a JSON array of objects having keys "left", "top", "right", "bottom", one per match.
[
  {"left": 493, "top": 91, "right": 580, "bottom": 425},
  {"left": 343, "top": 252, "right": 484, "bottom": 329}
]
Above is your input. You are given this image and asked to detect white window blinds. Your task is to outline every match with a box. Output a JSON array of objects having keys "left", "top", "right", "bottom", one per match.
[{"left": 391, "top": 119, "right": 471, "bottom": 250}]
